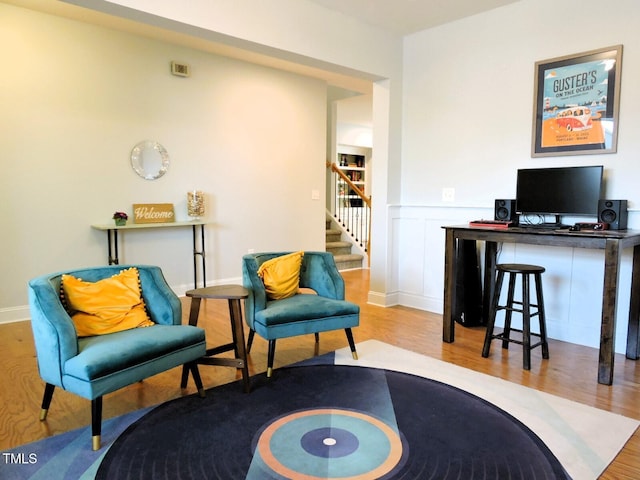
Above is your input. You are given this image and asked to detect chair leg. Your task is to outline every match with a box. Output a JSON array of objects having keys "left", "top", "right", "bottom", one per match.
[
  {"left": 345, "top": 328, "right": 358, "bottom": 360},
  {"left": 247, "top": 329, "right": 256, "bottom": 353},
  {"left": 314, "top": 332, "right": 320, "bottom": 343},
  {"left": 180, "top": 362, "right": 206, "bottom": 395},
  {"left": 39, "top": 383, "right": 55, "bottom": 421},
  {"left": 267, "top": 339, "right": 276, "bottom": 378},
  {"left": 188, "top": 362, "right": 206, "bottom": 398},
  {"left": 91, "top": 396, "right": 103, "bottom": 451},
  {"left": 180, "top": 364, "right": 190, "bottom": 389}
]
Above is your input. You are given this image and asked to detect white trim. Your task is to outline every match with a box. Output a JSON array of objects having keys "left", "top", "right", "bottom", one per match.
[
  {"left": 367, "top": 290, "right": 398, "bottom": 307},
  {"left": 0, "top": 306, "right": 30, "bottom": 324}
]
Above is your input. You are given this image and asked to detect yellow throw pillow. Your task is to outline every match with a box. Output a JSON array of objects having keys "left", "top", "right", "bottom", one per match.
[
  {"left": 257, "top": 251, "right": 304, "bottom": 300},
  {"left": 61, "top": 267, "right": 154, "bottom": 337}
]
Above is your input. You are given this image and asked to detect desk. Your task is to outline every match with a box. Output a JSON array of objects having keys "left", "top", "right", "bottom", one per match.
[
  {"left": 442, "top": 225, "right": 640, "bottom": 385},
  {"left": 179, "top": 285, "right": 251, "bottom": 393},
  {"left": 91, "top": 220, "right": 208, "bottom": 288}
]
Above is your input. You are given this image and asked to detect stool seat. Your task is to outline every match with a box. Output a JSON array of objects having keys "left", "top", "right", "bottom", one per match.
[
  {"left": 482, "top": 263, "right": 549, "bottom": 370},
  {"left": 497, "top": 264, "right": 545, "bottom": 274}
]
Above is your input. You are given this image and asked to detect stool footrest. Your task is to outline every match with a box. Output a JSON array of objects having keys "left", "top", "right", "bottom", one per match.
[
  {"left": 496, "top": 305, "right": 541, "bottom": 318},
  {"left": 490, "top": 331, "right": 545, "bottom": 350}
]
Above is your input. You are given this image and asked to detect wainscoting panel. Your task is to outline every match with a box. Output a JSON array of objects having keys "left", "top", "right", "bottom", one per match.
[{"left": 389, "top": 205, "right": 638, "bottom": 354}]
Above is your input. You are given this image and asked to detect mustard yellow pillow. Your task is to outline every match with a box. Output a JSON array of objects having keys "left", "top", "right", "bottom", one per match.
[
  {"left": 257, "top": 251, "right": 304, "bottom": 300},
  {"left": 61, "top": 267, "right": 154, "bottom": 337}
]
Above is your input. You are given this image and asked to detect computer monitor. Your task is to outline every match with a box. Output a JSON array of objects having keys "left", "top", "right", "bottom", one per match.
[{"left": 515, "top": 166, "right": 603, "bottom": 222}]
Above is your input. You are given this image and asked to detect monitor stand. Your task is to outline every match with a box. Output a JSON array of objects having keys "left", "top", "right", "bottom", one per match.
[{"left": 534, "top": 223, "right": 571, "bottom": 230}]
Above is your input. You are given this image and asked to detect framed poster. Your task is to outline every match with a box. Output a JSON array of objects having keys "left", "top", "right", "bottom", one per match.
[{"left": 531, "top": 45, "right": 622, "bottom": 157}]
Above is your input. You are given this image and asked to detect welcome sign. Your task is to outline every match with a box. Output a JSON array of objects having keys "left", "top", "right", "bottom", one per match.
[{"left": 133, "top": 203, "right": 175, "bottom": 224}]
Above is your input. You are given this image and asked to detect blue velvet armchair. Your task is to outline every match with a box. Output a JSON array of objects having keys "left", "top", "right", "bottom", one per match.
[
  {"left": 242, "top": 252, "right": 359, "bottom": 377},
  {"left": 27, "top": 265, "right": 207, "bottom": 450}
]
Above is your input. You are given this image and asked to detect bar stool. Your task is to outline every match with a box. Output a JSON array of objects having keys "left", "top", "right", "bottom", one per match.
[{"left": 482, "top": 263, "right": 549, "bottom": 370}]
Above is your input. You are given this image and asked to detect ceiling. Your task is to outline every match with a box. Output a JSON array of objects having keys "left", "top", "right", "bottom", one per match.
[{"left": 307, "top": 0, "right": 521, "bottom": 35}]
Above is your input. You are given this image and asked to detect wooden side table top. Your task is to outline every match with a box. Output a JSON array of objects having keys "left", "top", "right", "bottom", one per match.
[{"left": 186, "top": 285, "right": 248, "bottom": 300}]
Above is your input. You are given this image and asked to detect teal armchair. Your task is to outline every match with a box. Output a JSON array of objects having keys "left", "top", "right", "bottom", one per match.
[
  {"left": 242, "top": 252, "right": 359, "bottom": 377},
  {"left": 28, "top": 265, "right": 206, "bottom": 450}
]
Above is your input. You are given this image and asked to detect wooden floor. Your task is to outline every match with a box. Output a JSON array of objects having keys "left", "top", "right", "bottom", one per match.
[{"left": 1, "top": 269, "right": 639, "bottom": 478}]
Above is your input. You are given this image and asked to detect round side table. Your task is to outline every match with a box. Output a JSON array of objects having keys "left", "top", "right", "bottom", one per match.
[{"left": 180, "top": 285, "right": 250, "bottom": 393}]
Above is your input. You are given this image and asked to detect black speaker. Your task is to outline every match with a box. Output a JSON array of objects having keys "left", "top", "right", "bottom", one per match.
[
  {"left": 453, "top": 240, "right": 484, "bottom": 327},
  {"left": 494, "top": 199, "right": 518, "bottom": 224},
  {"left": 598, "top": 200, "right": 628, "bottom": 230}
]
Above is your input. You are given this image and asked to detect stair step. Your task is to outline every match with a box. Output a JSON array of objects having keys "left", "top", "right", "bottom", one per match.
[
  {"left": 326, "top": 218, "right": 364, "bottom": 270},
  {"left": 333, "top": 253, "right": 364, "bottom": 271},
  {"left": 326, "top": 241, "right": 352, "bottom": 255},
  {"left": 326, "top": 241, "right": 351, "bottom": 248},
  {"left": 326, "top": 230, "right": 342, "bottom": 242}
]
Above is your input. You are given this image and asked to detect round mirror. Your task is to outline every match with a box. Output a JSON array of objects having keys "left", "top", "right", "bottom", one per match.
[{"left": 130, "top": 140, "right": 170, "bottom": 180}]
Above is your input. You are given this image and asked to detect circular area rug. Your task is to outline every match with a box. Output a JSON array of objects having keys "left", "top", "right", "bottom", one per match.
[{"left": 97, "top": 365, "right": 568, "bottom": 479}]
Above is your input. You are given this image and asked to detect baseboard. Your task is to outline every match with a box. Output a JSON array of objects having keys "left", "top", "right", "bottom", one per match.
[
  {"left": 0, "top": 305, "right": 30, "bottom": 324},
  {"left": 172, "top": 276, "right": 243, "bottom": 296},
  {"left": 367, "top": 290, "right": 399, "bottom": 307},
  {"left": 367, "top": 290, "right": 443, "bottom": 312},
  {"left": 397, "top": 292, "right": 443, "bottom": 314}
]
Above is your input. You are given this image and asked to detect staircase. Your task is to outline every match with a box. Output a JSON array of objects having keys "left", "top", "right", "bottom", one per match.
[{"left": 325, "top": 217, "right": 364, "bottom": 270}]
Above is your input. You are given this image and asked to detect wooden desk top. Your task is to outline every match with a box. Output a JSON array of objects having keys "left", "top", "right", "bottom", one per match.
[
  {"left": 446, "top": 224, "right": 640, "bottom": 237},
  {"left": 443, "top": 225, "right": 640, "bottom": 249}
]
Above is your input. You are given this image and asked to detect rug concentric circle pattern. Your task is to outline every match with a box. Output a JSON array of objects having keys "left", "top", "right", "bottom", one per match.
[
  {"left": 96, "top": 364, "right": 569, "bottom": 479},
  {"left": 256, "top": 408, "right": 403, "bottom": 479}
]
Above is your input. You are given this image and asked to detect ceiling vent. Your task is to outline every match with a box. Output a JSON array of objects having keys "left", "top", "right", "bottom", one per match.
[{"left": 170, "top": 61, "right": 190, "bottom": 77}]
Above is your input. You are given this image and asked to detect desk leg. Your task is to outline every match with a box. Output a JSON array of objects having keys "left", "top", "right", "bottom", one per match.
[
  {"left": 181, "top": 297, "right": 203, "bottom": 388},
  {"left": 599, "top": 239, "right": 621, "bottom": 385},
  {"left": 626, "top": 244, "right": 640, "bottom": 359},
  {"left": 192, "top": 226, "right": 197, "bottom": 289},
  {"left": 482, "top": 241, "right": 498, "bottom": 324},
  {"left": 201, "top": 226, "right": 206, "bottom": 287},
  {"left": 107, "top": 229, "right": 119, "bottom": 265},
  {"left": 443, "top": 229, "right": 456, "bottom": 342},
  {"left": 229, "top": 299, "right": 251, "bottom": 393},
  {"left": 192, "top": 225, "right": 207, "bottom": 289}
]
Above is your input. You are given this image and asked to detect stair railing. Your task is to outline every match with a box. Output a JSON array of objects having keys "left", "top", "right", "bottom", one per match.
[{"left": 327, "top": 162, "right": 371, "bottom": 256}]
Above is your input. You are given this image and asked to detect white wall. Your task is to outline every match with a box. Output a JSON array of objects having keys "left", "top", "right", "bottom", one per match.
[
  {"left": 8, "top": 0, "right": 637, "bottom": 354},
  {"left": 0, "top": 4, "right": 328, "bottom": 320},
  {"left": 398, "top": 0, "right": 640, "bottom": 352},
  {"left": 402, "top": 0, "right": 640, "bottom": 205},
  {"left": 67, "top": 0, "right": 406, "bottom": 305},
  {"left": 336, "top": 94, "right": 373, "bottom": 148}
]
